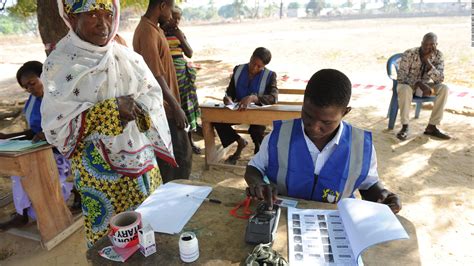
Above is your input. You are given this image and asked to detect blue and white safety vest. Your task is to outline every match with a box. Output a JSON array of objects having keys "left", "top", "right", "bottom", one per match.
[
  {"left": 234, "top": 64, "right": 273, "bottom": 101},
  {"left": 265, "top": 119, "right": 372, "bottom": 203}
]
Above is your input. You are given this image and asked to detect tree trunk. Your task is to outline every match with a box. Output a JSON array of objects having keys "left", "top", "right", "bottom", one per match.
[{"left": 37, "top": 0, "right": 69, "bottom": 55}]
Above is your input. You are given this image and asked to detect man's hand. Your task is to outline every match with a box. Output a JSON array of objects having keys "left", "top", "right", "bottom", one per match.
[
  {"left": 421, "top": 53, "right": 434, "bottom": 72},
  {"left": 415, "top": 81, "right": 434, "bottom": 97},
  {"left": 238, "top": 95, "right": 257, "bottom": 111},
  {"left": 32, "top": 132, "right": 46, "bottom": 143},
  {"left": 173, "top": 106, "right": 188, "bottom": 129},
  {"left": 244, "top": 165, "right": 277, "bottom": 210},
  {"left": 117, "top": 95, "right": 142, "bottom": 124},
  {"left": 378, "top": 191, "right": 402, "bottom": 214},
  {"left": 246, "top": 183, "right": 277, "bottom": 210},
  {"left": 223, "top": 96, "right": 233, "bottom": 105},
  {"left": 360, "top": 182, "right": 402, "bottom": 214}
]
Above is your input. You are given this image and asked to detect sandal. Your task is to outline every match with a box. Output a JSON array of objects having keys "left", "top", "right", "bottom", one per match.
[
  {"left": 192, "top": 146, "right": 202, "bottom": 155},
  {"left": 396, "top": 128, "right": 409, "bottom": 140},
  {"left": 225, "top": 154, "right": 240, "bottom": 165},
  {"left": 424, "top": 128, "right": 451, "bottom": 140}
]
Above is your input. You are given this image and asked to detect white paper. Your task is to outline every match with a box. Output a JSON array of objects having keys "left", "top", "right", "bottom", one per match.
[
  {"left": 225, "top": 102, "right": 238, "bottom": 110},
  {"left": 135, "top": 183, "right": 212, "bottom": 234},
  {"left": 338, "top": 198, "right": 409, "bottom": 261},
  {"left": 224, "top": 102, "right": 269, "bottom": 110}
]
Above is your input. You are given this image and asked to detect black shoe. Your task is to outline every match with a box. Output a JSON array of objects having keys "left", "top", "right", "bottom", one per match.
[
  {"left": 396, "top": 126, "right": 409, "bottom": 140},
  {"left": 424, "top": 127, "right": 451, "bottom": 140},
  {"left": 0, "top": 213, "right": 28, "bottom": 231}
]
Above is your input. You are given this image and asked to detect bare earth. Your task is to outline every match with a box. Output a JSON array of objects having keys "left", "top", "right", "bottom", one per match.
[{"left": 0, "top": 16, "right": 473, "bottom": 265}]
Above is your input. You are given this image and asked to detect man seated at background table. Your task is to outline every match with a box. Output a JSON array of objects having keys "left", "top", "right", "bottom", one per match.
[
  {"left": 244, "top": 69, "right": 401, "bottom": 213},
  {"left": 214, "top": 47, "right": 278, "bottom": 164}
]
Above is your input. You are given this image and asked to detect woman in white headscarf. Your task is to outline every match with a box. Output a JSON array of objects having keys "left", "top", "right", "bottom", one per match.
[{"left": 41, "top": 0, "right": 176, "bottom": 247}]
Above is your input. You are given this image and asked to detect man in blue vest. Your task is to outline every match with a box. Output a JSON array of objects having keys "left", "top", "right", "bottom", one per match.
[
  {"left": 214, "top": 47, "right": 278, "bottom": 164},
  {"left": 244, "top": 69, "right": 401, "bottom": 213}
]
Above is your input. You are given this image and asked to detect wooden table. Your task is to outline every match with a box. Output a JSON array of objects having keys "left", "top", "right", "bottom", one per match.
[
  {"left": 87, "top": 181, "right": 420, "bottom": 265},
  {"left": 200, "top": 102, "right": 302, "bottom": 169},
  {"left": 0, "top": 144, "right": 82, "bottom": 250}
]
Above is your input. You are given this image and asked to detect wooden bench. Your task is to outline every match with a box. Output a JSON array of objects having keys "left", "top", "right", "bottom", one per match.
[{"left": 200, "top": 88, "right": 305, "bottom": 170}]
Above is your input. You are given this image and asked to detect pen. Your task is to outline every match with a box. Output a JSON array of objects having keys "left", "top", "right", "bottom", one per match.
[
  {"left": 7, "top": 134, "right": 26, "bottom": 140},
  {"left": 186, "top": 194, "right": 221, "bottom": 204}
]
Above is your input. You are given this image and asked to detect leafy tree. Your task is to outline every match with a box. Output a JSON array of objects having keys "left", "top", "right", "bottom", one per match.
[
  {"left": 263, "top": 2, "right": 278, "bottom": 17},
  {"left": 288, "top": 2, "right": 300, "bottom": 9},
  {"left": 306, "top": 0, "right": 324, "bottom": 17},
  {"left": 7, "top": 0, "right": 36, "bottom": 18}
]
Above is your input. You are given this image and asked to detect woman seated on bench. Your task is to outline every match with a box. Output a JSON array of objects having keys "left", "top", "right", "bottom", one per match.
[
  {"left": 0, "top": 61, "right": 77, "bottom": 231},
  {"left": 214, "top": 47, "right": 278, "bottom": 164}
]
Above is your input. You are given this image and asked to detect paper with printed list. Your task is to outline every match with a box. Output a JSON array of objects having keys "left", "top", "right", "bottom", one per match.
[
  {"left": 287, "top": 198, "right": 409, "bottom": 265},
  {"left": 136, "top": 183, "right": 212, "bottom": 234}
]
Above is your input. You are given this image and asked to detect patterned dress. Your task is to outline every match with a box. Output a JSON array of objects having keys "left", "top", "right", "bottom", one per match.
[
  {"left": 69, "top": 98, "right": 162, "bottom": 247},
  {"left": 166, "top": 35, "right": 200, "bottom": 131}
]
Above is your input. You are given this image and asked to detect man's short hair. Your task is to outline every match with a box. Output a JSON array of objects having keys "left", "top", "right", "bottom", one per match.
[
  {"left": 148, "top": 0, "right": 173, "bottom": 9},
  {"left": 251, "top": 47, "right": 272, "bottom": 65},
  {"left": 16, "top": 61, "right": 43, "bottom": 86},
  {"left": 423, "top": 32, "right": 437, "bottom": 42},
  {"left": 304, "top": 69, "right": 352, "bottom": 108}
]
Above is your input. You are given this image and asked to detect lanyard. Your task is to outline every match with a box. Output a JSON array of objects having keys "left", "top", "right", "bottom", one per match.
[{"left": 229, "top": 196, "right": 253, "bottom": 219}]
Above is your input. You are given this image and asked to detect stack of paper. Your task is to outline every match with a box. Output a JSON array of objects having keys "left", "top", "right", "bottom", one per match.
[{"left": 0, "top": 140, "right": 47, "bottom": 152}]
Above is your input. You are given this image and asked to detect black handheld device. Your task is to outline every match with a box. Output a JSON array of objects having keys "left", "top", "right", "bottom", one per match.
[{"left": 245, "top": 202, "right": 281, "bottom": 244}]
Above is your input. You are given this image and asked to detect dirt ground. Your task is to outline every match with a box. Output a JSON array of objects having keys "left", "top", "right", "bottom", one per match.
[{"left": 0, "top": 16, "right": 473, "bottom": 265}]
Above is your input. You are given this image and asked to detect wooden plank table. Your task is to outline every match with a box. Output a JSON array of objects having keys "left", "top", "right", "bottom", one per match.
[
  {"left": 200, "top": 102, "right": 302, "bottom": 169},
  {"left": 87, "top": 181, "right": 420, "bottom": 265},
  {"left": 0, "top": 144, "right": 82, "bottom": 250}
]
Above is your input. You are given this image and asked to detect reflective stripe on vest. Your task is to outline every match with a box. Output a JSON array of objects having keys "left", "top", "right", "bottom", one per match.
[
  {"left": 258, "top": 69, "right": 271, "bottom": 96},
  {"left": 342, "top": 126, "right": 366, "bottom": 199},
  {"left": 275, "top": 119, "right": 294, "bottom": 196},
  {"left": 234, "top": 64, "right": 245, "bottom": 88},
  {"left": 24, "top": 95, "right": 36, "bottom": 128}
]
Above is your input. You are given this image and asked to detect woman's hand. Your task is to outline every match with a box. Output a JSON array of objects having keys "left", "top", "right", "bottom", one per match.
[{"left": 117, "top": 95, "right": 142, "bottom": 125}]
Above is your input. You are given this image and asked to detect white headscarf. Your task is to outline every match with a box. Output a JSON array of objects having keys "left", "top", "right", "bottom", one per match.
[{"left": 41, "top": 0, "right": 176, "bottom": 177}]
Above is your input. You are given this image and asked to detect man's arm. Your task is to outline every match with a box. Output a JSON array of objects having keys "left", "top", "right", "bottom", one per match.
[
  {"left": 244, "top": 134, "right": 277, "bottom": 209},
  {"left": 427, "top": 50, "right": 444, "bottom": 84},
  {"left": 156, "top": 76, "right": 187, "bottom": 129}
]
